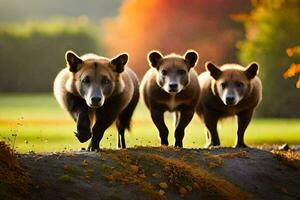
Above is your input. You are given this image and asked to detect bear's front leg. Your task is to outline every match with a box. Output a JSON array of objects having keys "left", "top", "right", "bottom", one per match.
[
  {"left": 174, "top": 109, "right": 194, "bottom": 147},
  {"left": 88, "top": 121, "right": 106, "bottom": 152},
  {"left": 88, "top": 111, "right": 117, "bottom": 151},
  {"left": 203, "top": 110, "right": 220, "bottom": 148},
  {"left": 235, "top": 110, "right": 253, "bottom": 148},
  {"left": 75, "top": 111, "right": 92, "bottom": 143},
  {"left": 150, "top": 109, "right": 169, "bottom": 146}
]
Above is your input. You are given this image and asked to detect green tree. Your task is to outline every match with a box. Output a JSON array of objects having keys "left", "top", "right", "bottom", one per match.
[{"left": 238, "top": 0, "right": 300, "bottom": 117}]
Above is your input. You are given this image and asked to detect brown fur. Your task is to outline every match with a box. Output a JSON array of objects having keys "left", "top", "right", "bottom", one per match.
[
  {"left": 140, "top": 50, "right": 200, "bottom": 147},
  {"left": 196, "top": 62, "right": 262, "bottom": 148},
  {"left": 54, "top": 51, "right": 139, "bottom": 151}
]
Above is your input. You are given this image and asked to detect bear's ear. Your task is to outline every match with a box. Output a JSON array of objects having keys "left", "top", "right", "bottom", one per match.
[
  {"left": 205, "top": 61, "right": 222, "bottom": 80},
  {"left": 184, "top": 50, "right": 198, "bottom": 69},
  {"left": 148, "top": 50, "right": 163, "bottom": 69},
  {"left": 245, "top": 62, "right": 259, "bottom": 80},
  {"left": 110, "top": 53, "right": 128, "bottom": 73},
  {"left": 65, "top": 50, "right": 83, "bottom": 73}
]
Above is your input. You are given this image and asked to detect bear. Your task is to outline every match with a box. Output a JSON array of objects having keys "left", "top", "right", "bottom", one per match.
[
  {"left": 196, "top": 61, "right": 262, "bottom": 148},
  {"left": 140, "top": 50, "right": 200, "bottom": 147},
  {"left": 53, "top": 50, "right": 139, "bottom": 151}
]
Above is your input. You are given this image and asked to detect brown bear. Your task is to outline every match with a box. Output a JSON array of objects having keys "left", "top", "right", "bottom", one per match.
[
  {"left": 53, "top": 50, "right": 139, "bottom": 151},
  {"left": 140, "top": 50, "right": 200, "bottom": 147},
  {"left": 196, "top": 62, "right": 262, "bottom": 148}
]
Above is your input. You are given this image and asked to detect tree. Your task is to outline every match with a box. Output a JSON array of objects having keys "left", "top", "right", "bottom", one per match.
[{"left": 238, "top": 0, "right": 300, "bottom": 117}]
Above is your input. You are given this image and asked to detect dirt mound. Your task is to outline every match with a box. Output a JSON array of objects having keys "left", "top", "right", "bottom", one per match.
[
  {"left": 272, "top": 149, "right": 300, "bottom": 169},
  {"left": 0, "top": 141, "right": 32, "bottom": 200},
  {"left": 13, "top": 147, "right": 300, "bottom": 200},
  {"left": 102, "top": 148, "right": 252, "bottom": 200}
]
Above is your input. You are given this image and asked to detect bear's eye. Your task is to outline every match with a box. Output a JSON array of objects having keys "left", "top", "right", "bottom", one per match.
[
  {"left": 102, "top": 77, "right": 111, "bottom": 85},
  {"left": 236, "top": 82, "right": 244, "bottom": 88},
  {"left": 221, "top": 82, "right": 227, "bottom": 89},
  {"left": 161, "top": 70, "right": 167, "bottom": 76},
  {"left": 177, "top": 69, "right": 186, "bottom": 75},
  {"left": 82, "top": 76, "right": 90, "bottom": 84}
]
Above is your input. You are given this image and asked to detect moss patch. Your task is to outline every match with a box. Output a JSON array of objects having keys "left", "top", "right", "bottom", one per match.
[
  {"left": 57, "top": 175, "right": 74, "bottom": 184},
  {"left": 63, "top": 164, "right": 81, "bottom": 175}
]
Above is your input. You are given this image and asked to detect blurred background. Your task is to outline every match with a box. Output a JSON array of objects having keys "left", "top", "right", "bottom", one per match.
[{"left": 0, "top": 0, "right": 299, "bottom": 152}]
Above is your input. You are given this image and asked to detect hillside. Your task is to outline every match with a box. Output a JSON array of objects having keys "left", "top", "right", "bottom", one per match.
[{"left": 1, "top": 146, "right": 299, "bottom": 200}]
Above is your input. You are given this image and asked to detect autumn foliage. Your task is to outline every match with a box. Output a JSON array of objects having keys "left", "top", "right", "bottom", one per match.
[
  {"left": 237, "top": 0, "right": 300, "bottom": 117},
  {"left": 102, "top": 0, "right": 250, "bottom": 77},
  {"left": 284, "top": 45, "right": 300, "bottom": 88}
]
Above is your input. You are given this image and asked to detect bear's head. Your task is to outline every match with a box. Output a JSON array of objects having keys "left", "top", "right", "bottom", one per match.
[
  {"left": 148, "top": 50, "right": 198, "bottom": 94},
  {"left": 65, "top": 50, "right": 128, "bottom": 108},
  {"left": 206, "top": 62, "right": 259, "bottom": 106}
]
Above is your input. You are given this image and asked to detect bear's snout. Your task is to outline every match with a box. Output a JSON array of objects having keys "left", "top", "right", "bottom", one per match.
[{"left": 225, "top": 96, "right": 235, "bottom": 105}]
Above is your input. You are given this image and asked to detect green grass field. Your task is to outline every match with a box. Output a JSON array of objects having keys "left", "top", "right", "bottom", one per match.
[{"left": 0, "top": 93, "right": 299, "bottom": 152}]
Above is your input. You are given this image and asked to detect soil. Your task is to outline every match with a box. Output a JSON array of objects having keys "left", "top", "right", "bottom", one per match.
[{"left": 1, "top": 144, "right": 300, "bottom": 200}]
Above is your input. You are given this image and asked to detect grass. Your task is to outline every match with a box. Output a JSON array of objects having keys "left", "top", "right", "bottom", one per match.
[{"left": 0, "top": 93, "right": 299, "bottom": 152}]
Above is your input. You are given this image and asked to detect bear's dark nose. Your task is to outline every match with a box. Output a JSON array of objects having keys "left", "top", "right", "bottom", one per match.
[
  {"left": 169, "top": 83, "right": 178, "bottom": 90},
  {"left": 91, "top": 96, "right": 101, "bottom": 104},
  {"left": 226, "top": 96, "right": 235, "bottom": 105}
]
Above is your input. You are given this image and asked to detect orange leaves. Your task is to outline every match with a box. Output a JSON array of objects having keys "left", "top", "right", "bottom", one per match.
[
  {"left": 286, "top": 45, "right": 300, "bottom": 57},
  {"left": 297, "top": 77, "right": 300, "bottom": 88},
  {"left": 283, "top": 63, "right": 300, "bottom": 79},
  {"left": 284, "top": 45, "right": 300, "bottom": 88},
  {"left": 159, "top": 182, "right": 168, "bottom": 189},
  {"left": 158, "top": 189, "right": 165, "bottom": 196},
  {"left": 130, "top": 164, "right": 139, "bottom": 173},
  {"left": 82, "top": 159, "right": 89, "bottom": 168},
  {"left": 178, "top": 187, "right": 188, "bottom": 197},
  {"left": 104, "top": 170, "right": 123, "bottom": 183}
]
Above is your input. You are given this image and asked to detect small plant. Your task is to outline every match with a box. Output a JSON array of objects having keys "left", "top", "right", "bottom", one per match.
[
  {"left": 11, "top": 133, "right": 17, "bottom": 153},
  {"left": 57, "top": 175, "right": 74, "bottom": 184}
]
